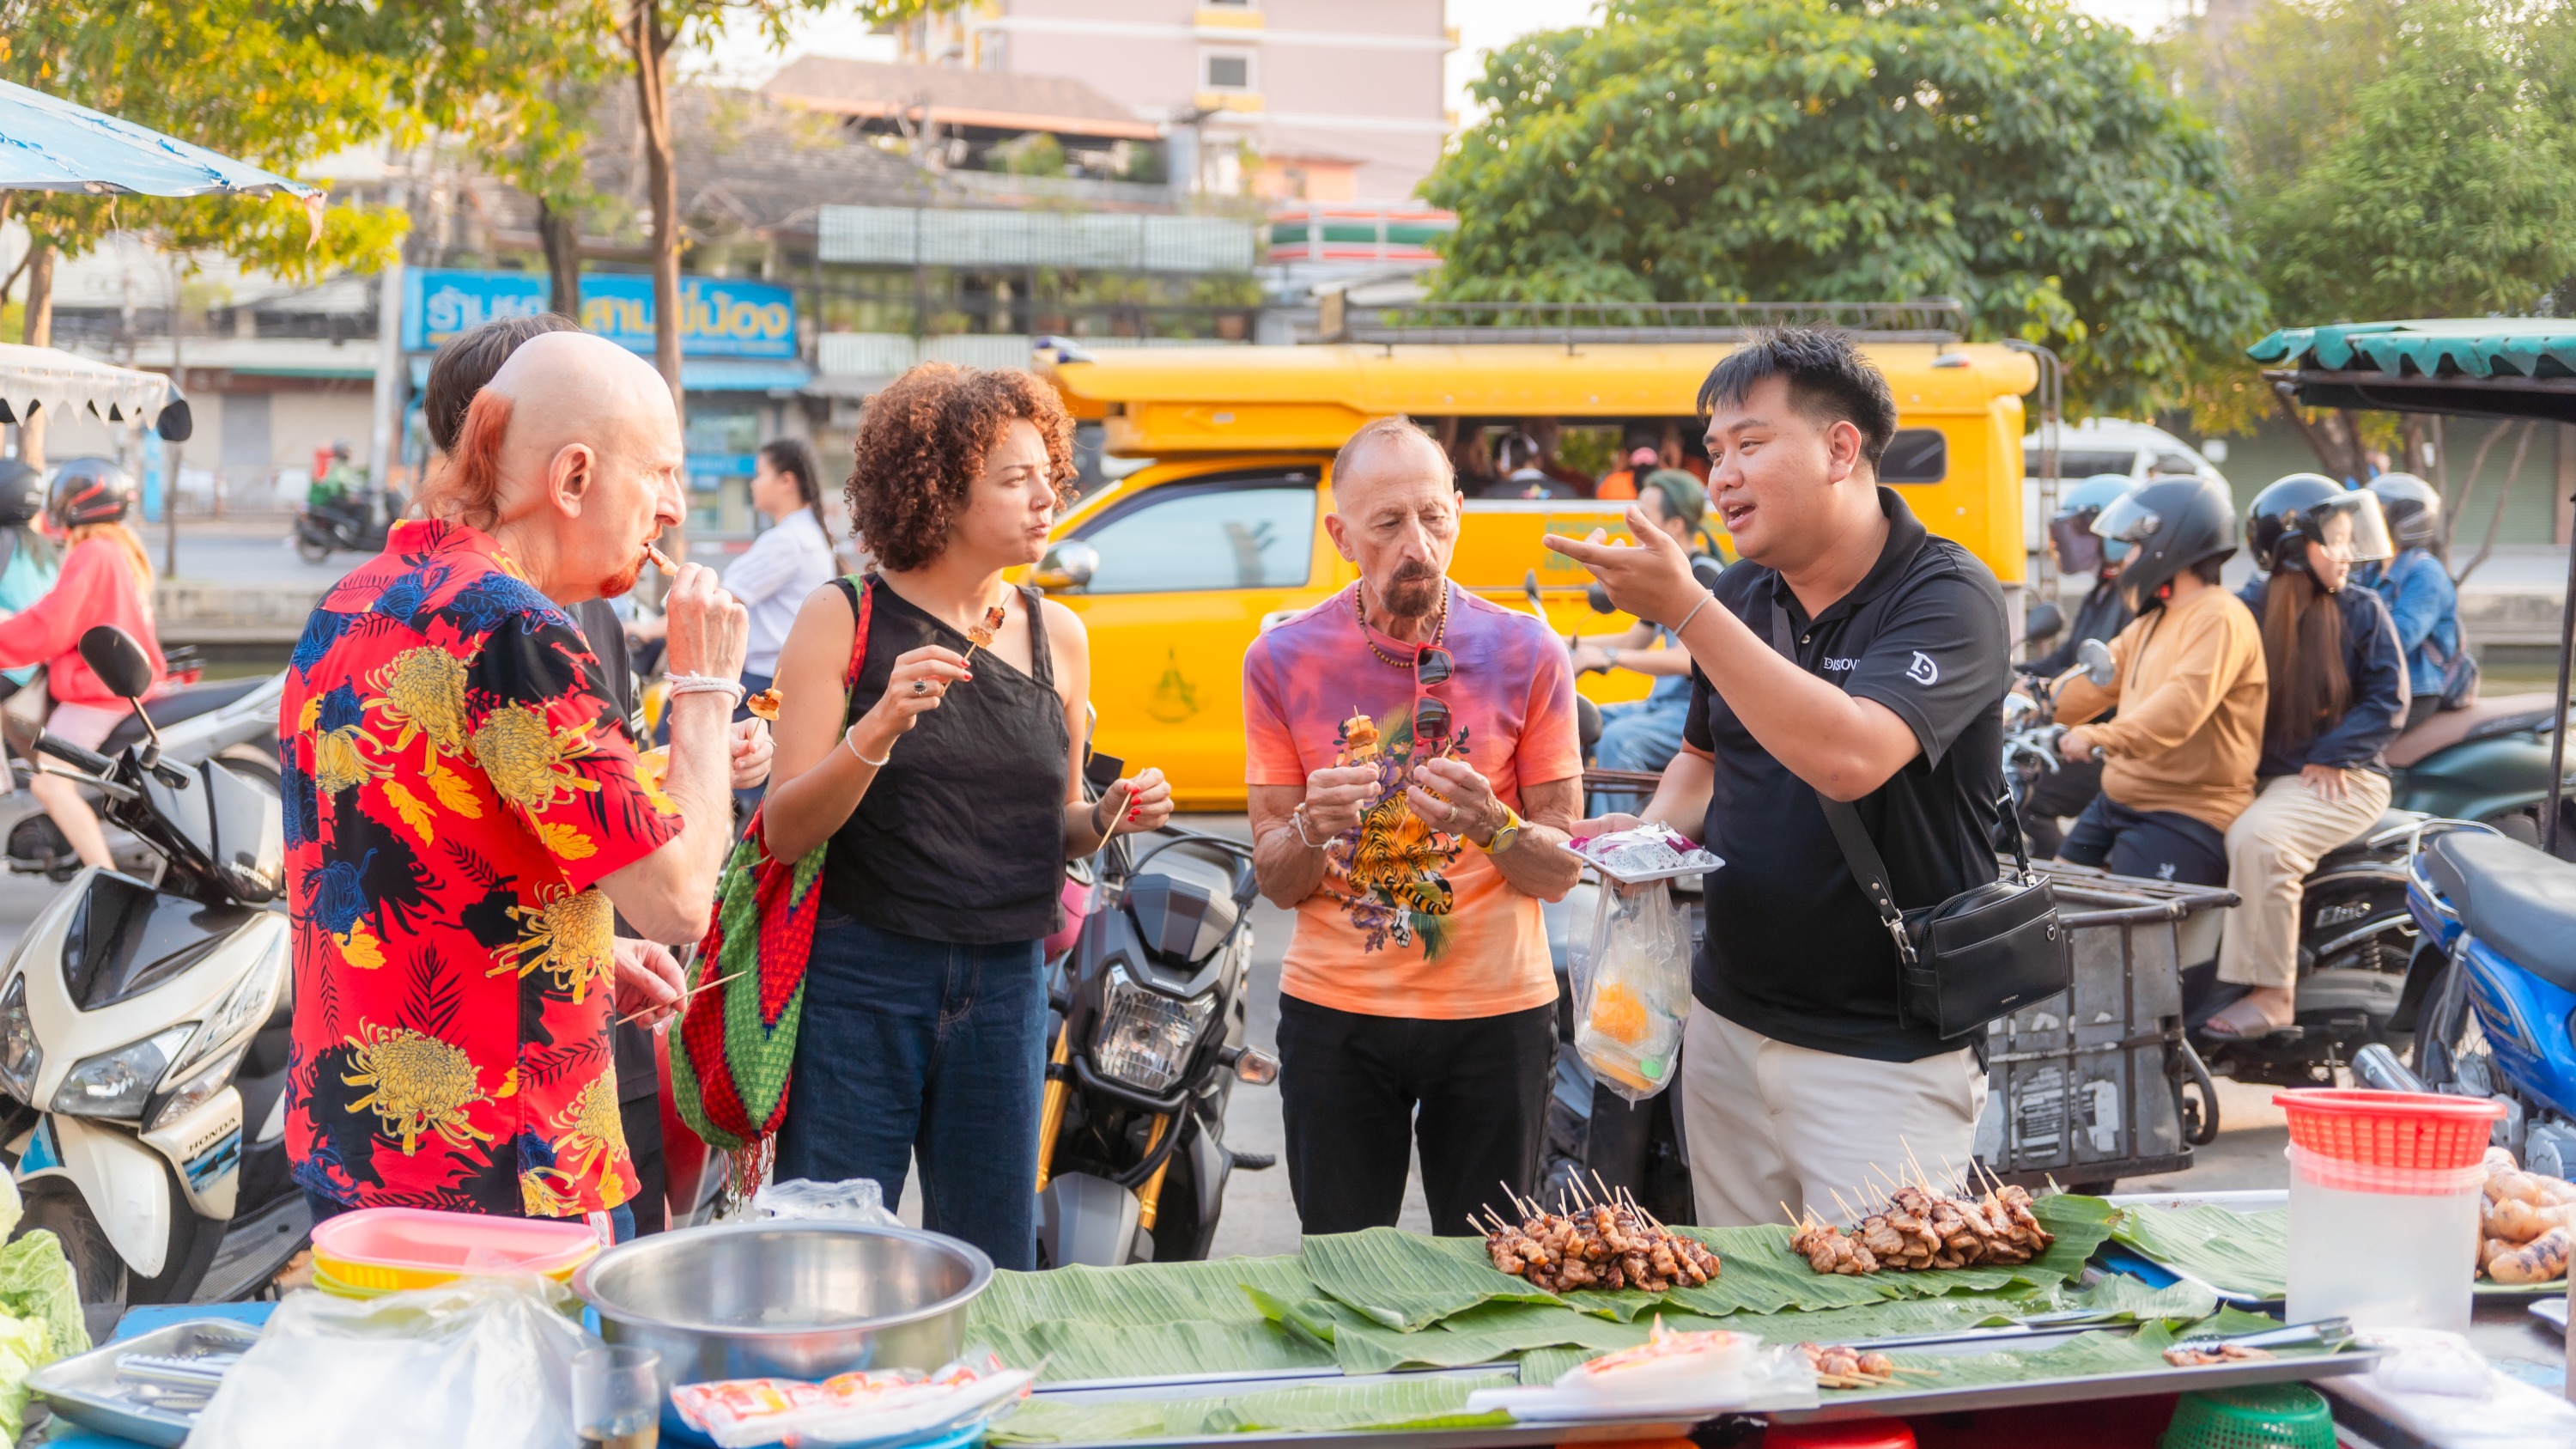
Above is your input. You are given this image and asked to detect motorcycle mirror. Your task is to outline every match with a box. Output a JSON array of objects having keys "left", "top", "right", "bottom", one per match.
[
  {"left": 155, "top": 399, "right": 193, "bottom": 442},
  {"left": 79, "top": 625, "right": 157, "bottom": 703},
  {"left": 2079, "top": 637, "right": 2117, "bottom": 686},
  {"left": 1032, "top": 539, "right": 1097, "bottom": 593},
  {"left": 1587, "top": 581, "right": 1618, "bottom": 615},
  {"left": 1234, "top": 1046, "right": 1279, "bottom": 1086},
  {"left": 2025, "top": 601, "right": 2065, "bottom": 648}
]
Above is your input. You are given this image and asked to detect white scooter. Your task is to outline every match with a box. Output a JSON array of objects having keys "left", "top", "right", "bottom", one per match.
[
  {"left": 0, "top": 627, "right": 299, "bottom": 1330},
  {"left": 5, "top": 662, "right": 285, "bottom": 882}
]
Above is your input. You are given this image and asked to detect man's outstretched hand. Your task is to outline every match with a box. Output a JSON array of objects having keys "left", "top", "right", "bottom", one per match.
[
  {"left": 613, "top": 937, "right": 687, "bottom": 1028},
  {"left": 1546, "top": 508, "right": 1704, "bottom": 629}
]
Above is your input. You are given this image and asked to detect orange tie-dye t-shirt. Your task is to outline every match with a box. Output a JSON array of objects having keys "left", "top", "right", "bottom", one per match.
[{"left": 1242, "top": 582, "right": 1581, "bottom": 1020}]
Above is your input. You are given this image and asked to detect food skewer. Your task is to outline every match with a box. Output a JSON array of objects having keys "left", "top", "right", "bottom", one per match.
[
  {"left": 962, "top": 599, "right": 1008, "bottom": 667},
  {"left": 615, "top": 967, "right": 746, "bottom": 1026},
  {"left": 645, "top": 541, "right": 676, "bottom": 574}
]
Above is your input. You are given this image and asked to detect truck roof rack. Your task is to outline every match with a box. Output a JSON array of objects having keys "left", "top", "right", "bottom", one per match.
[{"left": 1313, "top": 296, "right": 1966, "bottom": 346}]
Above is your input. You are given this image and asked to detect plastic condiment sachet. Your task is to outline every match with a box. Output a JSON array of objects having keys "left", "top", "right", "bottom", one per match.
[
  {"left": 671, "top": 1355, "right": 1033, "bottom": 1449},
  {"left": 1567, "top": 825, "right": 1722, "bottom": 885},
  {"left": 1465, "top": 1319, "right": 1818, "bottom": 1420}
]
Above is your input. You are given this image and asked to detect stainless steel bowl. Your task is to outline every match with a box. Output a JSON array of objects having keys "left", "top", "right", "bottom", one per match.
[{"left": 574, "top": 1221, "right": 992, "bottom": 1427}]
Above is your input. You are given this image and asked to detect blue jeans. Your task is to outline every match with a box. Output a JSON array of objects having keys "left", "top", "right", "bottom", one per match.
[
  {"left": 2059, "top": 795, "right": 2228, "bottom": 886},
  {"left": 774, "top": 910, "right": 1047, "bottom": 1270},
  {"left": 302, "top": 1190, "right": 635, "bottom": 1243},
  {"left": 1588, "top": 697, "right": 1690, "bottom": 816}
]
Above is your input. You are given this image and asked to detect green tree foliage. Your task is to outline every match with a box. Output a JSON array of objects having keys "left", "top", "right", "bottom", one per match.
[
  {"left": 2181, "top": 0, "right": 2576, "bottom": 325},
  {"left": 1422, "top": 0, "right": 2267, "bottom": 416}
]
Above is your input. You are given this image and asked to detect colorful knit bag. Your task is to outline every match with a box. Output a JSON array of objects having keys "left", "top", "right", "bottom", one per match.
[{"left": 669, "top": 575, "right": 871, "bottom": 1193}]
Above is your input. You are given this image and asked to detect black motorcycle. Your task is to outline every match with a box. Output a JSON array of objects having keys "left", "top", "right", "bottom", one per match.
[
  {"left": 1034, "top": 759, "right": 1276, "bottom": 1267},
  {"left": 293, "top": 486, "right": 402, "bottom": 563}
]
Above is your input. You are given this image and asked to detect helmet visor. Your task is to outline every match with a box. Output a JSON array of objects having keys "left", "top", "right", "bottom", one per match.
[
  {"left": 2091, "top": 491, "right": 2165, "bottom": 545},
  {"left": 2316, "top": 490, "right": 2395, "bottom": 566},
  {"left": 2047, "top": 514, "right": 2105, "bottom": 574}
]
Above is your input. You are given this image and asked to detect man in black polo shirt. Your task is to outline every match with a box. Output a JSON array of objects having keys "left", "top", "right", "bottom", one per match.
[{"left": 1547, "top": 329, "right": 2008, "bottom": 1227}]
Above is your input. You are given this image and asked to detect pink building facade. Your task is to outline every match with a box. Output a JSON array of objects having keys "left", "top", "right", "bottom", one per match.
[{"left": 917, "top": 2, "right": 1453, "bottom": 203}]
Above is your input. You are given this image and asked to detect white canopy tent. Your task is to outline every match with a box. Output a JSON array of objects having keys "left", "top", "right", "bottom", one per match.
[{"left": 0, "top": 343, "right": 189, "bottom": 441}]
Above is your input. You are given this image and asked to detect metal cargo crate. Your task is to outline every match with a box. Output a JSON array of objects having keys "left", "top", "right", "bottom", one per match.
[{"left": 1973, "top": 862, "right": 2236, "bottom": 1191}]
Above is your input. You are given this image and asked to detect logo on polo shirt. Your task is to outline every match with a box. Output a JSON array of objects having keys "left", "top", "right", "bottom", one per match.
[{"left": 1907, "top": 650, "right": 1940, "bottom": 685}]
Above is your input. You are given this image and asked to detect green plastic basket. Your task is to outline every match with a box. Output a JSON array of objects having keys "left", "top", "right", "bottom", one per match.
[{"left": 2160, "top": 1384, "right": 2336, "bottom": 1449}]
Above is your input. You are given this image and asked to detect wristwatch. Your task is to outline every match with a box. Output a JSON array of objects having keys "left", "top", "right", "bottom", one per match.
[
  {"left": 1604, "top": 646, "right": 1620, "bottom": 671},
  {"left": 1480, "top": 805, "right": 1527, "bottom": 855}
]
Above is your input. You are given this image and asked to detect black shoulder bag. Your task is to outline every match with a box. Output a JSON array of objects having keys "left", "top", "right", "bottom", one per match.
[{"left": 1765, "top": 606, "right": 2069, "bottom": 1039}]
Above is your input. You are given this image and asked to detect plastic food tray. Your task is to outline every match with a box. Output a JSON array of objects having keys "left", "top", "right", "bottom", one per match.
[
  {"left": 27, "top": 1317, "right": 260, "bottom": 1447},
  {"left": 310, "top": 1205, "right": 598, "bottom": 1290}
]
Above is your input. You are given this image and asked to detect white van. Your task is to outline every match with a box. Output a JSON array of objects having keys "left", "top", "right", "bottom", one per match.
[{"left": 2022, "top": 417, "right": 2232, "bottom": 556}]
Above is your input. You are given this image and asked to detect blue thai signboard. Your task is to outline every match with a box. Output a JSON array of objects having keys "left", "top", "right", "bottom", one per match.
[{"left": 404, "top": 269, "right": 798, "bottom": 359}]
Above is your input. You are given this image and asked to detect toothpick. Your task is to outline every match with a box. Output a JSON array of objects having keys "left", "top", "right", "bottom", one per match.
[
  {"left": 1781, "top": 1200, "right": 1803, "bottom": 1230},
  {"left": 1591, "top": 1170, "right": 1617, "bottom": 1207},
  {"left": 1826, "top": 1185, "right": 1859, "bottom": 1226},
  {"left": 614, "top": 967, "right": 745, "bottom": 1026}
]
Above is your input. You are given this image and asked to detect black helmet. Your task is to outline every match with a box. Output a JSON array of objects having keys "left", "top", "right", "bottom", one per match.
[
  {"left": 46, "top": 458, "right": 137, "bottom": 529},
  {"left": 0, "top": 460, "right": 43, "bottom": 529},
  {"left": 2366, "top": 472, "right": 2442, "bottom": 553},
  {"left": 2247, "top": 472, "right": 2393, "bottom": 581},
  {"left": 2093, "top": 476, "right": 2238, "bottom": 614}
]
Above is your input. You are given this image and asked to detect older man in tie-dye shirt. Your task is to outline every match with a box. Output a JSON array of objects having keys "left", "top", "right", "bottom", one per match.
[{"left": 1244, "top": 418, "right": 1583, "bottom": 1239}]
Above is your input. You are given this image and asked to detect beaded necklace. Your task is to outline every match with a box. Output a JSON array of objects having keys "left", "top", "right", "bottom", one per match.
[{"left": 1354, "top": 577, "right": 1449, "bottom": 668}]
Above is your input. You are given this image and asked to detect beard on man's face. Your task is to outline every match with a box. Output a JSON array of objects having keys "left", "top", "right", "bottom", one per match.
[
  {"left": 1376, "top": 559, "right": 1445, "bottom": 619},
  {"left": 598, "top": 550, "right": 647, "bottom": 600}
]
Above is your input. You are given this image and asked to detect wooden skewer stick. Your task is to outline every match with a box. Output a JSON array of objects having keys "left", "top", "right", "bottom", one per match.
[
  {"left": 1781, "top": 1201, "right": 1802, "bottom": 1230},
  {"left": 1590, "top": 1170, "right": 1617, "bottom": 1207},
  {"left": 615, "top": 967, "right": 745, "bottom": 1026}
]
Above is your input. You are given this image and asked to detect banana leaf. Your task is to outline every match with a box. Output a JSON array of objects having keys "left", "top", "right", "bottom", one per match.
[
  {"left": 971, "top": 1317, "right": 1335, "bottom": 1385},
  {"left": 1296, "top": 1230, "right": 1568, "bottom": 1330},
  {"left": 971, "top": 1255, "right": 1318, "bottom": 1335},
  {"left": 2111, "top": 1204, "right": 2290, "bottom": 1300},
  {"left": 1252, "top": 1289, "right": 1668, "bottom": 1375},
  {"left": 987, "top": 1372, "right": 1518, "bottom": 1444},
  {"left": 2063, "top": 1273, "right": 2221, "bottom": 1323}
]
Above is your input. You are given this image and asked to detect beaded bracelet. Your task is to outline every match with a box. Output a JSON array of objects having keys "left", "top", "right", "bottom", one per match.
[{"left": 665, "top": 673, "right": 746, "bottom": 709}]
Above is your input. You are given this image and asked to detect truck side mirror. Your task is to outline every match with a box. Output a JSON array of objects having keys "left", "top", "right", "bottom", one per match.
[{"left": 1033, "top": 540, "right": 1098, "bottom": 593}]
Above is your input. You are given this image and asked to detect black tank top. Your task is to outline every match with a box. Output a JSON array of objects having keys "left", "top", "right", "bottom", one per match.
[{"left": 819, "top": 579, "right": 1070, "bottom": 942}]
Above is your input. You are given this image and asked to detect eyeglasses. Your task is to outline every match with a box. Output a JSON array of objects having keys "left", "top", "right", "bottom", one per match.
[{"left": 1413, "top": 646, "right": 1455, "bottom": 748}]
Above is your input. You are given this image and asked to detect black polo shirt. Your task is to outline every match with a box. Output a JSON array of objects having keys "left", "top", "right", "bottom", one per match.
[{"left": 1682, "top": 487, "right": 2010, "bottom": 1062}]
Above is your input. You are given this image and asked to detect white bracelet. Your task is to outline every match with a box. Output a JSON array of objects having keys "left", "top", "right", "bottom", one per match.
[
  {"left": 665, "top": 673, "right": 745, "bottom": 708},
  {"left": 843, "top": 728, "right": 890, "bottom": 768},
  {"left": 1666, "top": 595, "right": 1713, "bottom": 636}
]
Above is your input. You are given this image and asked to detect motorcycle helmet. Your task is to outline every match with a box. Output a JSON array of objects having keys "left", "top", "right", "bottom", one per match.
[
  {"left": 2048, "top": 473, "right": 2140, "bottom": 576},
  {"left": 2092, "top": 476, "right": 2238, "bottom": 614},
  {"left": 0, "top": 460, "right": 44, "bottom": 529},
  {"left": 46, "top": 457, "right": 137, "bottom": 529},
  {"left": 2366, "top": 471, "right": 2443, "bottom": 553},
  {"left": 2247, "top": 472, "right": 2393, "bottom": 581}
]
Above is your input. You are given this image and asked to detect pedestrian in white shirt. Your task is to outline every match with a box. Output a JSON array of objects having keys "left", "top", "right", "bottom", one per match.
[{"left": 729, "top": 439, "right": 841, "bottom": 685}]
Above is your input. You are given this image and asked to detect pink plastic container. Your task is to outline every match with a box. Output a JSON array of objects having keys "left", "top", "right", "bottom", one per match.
[{"left": 310, "top": 1207, "right": 600, "bottom": 1291}]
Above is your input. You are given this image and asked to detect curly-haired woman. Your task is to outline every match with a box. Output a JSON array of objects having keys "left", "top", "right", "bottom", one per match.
[{"left": 760, "top": 362, "right": 1173, "bottom": 1267}]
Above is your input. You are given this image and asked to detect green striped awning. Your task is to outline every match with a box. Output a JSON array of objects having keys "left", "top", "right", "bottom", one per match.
[{"left": 2247, "top": 319, "right": 2576, "bottom": 380}]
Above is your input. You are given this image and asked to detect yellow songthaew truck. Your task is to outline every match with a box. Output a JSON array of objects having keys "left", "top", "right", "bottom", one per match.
[{"left": 1028, "top": 337, "right": 2038, "bottom": 808}]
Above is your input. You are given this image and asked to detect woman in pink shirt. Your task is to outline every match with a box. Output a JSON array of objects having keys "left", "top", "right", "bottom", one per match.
[{"left": 0, "top": 460, "right": 167, "bottom": 868}]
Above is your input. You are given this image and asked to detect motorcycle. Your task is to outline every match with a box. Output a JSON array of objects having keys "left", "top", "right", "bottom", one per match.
[
  {"left": 2385, "top": 694, "right": 2576, "bottom": 860},
  {"left": 2401, "top": 820, "right": 2576, "bottom": 1173},
  {"left": 0, "top": 626, "right": 302, "bottom": 1323},
  {"left": 1035, "top": 764, "right": 1277, "bottom": 1268},
  {"left": 293, "top": 486, "right": 401, "bottom": 564},
  {"left": 5, "top": 667, "right": 285, "bottom": 884}
]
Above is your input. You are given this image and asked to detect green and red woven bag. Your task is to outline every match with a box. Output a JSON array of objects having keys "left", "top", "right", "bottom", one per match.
[{"left": 669, "top": 575, "right": 871, "bottom": 1193}]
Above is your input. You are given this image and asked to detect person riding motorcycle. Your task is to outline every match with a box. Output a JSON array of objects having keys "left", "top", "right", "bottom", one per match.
[
  {"left": 2014, "top": 473, "right": 2138, "bottom": 855},
  {"left": 2044, "top": 476, "right": 2268, "bottom": 886},
  {"left": 2201, "top": 476, "right": 2408, "bottom": 1038},
  {"left": 0, "top": 460, "right": 167, "bottom": 869},
  {"left": 0, "top": 460, "right": 62, "bottom": 703},
  {"left": 2362, "top": 472, "right": 2466, "bottom": 730},
  {"left": 1572, "top": 470, "right": 1724, "bottom": 813},
  {"left": 303, "top": 438, "right": 378, "bottom": 542}
]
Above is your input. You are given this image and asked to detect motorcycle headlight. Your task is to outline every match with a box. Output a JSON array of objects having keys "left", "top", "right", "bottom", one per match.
[
  {"left": 167, "top": 933, "right": 283, "bottom": 1082},
  {"left": 0, "top": 976, "right": 39, "bottom": 1105},
  {"left": 1093, "top": 965, "right": 1216, "bottom": 1095},
  {"left": 149, "top": 1042, "right": 247, "bottom": 1133},
  {"left": 52, "top": 1026, "right": 194, "bottom": 1121}
]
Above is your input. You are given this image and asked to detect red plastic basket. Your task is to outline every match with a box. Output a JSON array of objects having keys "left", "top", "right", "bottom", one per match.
[{"left": 2272, "top": 1088, "right": 2505, "bottom": 1170}]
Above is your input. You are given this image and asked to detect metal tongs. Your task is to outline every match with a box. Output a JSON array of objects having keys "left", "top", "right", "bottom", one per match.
[{"left": 2173, "top": 1317, "right": 2356, "bottom": 1352}]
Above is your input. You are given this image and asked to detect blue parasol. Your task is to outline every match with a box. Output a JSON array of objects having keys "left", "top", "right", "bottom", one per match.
[{"left": 0, "top": 76, "right": 321, "bottom": 229}]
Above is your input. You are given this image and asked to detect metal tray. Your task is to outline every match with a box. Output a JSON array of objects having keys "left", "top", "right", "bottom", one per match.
[{"left": 27, "top": 1317, "right": 259, "bottom": 1447}]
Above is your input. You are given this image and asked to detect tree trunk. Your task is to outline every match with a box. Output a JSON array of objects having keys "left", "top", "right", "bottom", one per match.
[
  {"left": 536, "top": 198, "right": 585, "bottom": 319},
  {"left": 18, "top": 243, "right": 54, "bottom": 468},
  {"left": 2454, "top": 421, "right": 2535, "bottom": 588},
  {"left": 624, "top": 0, "right": 684, "bottom": 422}
]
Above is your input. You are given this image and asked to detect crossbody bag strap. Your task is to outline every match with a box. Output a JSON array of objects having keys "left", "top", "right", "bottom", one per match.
[
  {"left": 1765, "top": 603, "right": 1916, "bottom": 964},
  {"left": 831, "top": 574, "right": 874, "bottom": 691}
]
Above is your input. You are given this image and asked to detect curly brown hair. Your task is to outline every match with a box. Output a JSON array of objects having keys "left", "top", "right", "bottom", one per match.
[{"left": 848, "top": 363, "right": 1077, "bottom": 572}]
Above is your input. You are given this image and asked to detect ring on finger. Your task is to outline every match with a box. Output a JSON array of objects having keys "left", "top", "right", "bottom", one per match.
[{"left": 911, "top": 678, "right": 930, "bottom": 696}]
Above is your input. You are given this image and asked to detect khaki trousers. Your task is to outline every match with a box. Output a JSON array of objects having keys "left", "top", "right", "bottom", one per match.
[
  {"left": 1677, "top": 1003, "right": 1984, "bottom": 1227},
  {"left": 2217, "top": 770, "right": 2394, "bottom": 990}
]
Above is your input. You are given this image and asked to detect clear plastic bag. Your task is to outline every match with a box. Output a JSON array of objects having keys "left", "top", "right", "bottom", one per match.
[
  {"left": 185, "top": 1276, "right": 590, "bottom": 1449},
  {"left": 1569, "top": 879, "right": 1691, "bottom": 1102},
  {"left": 753, "top": 1177, "right": 901, "bottom": 1226}
]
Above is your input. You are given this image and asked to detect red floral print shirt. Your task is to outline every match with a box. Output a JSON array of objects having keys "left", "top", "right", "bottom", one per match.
[{"left": 281, "top": 520, "right": 679, "bottom": 1217}]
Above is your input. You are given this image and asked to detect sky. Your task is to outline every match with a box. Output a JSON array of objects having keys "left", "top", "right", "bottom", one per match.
[{"left": 688, "top": 1, "right": 2196, "bottom": 113}]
